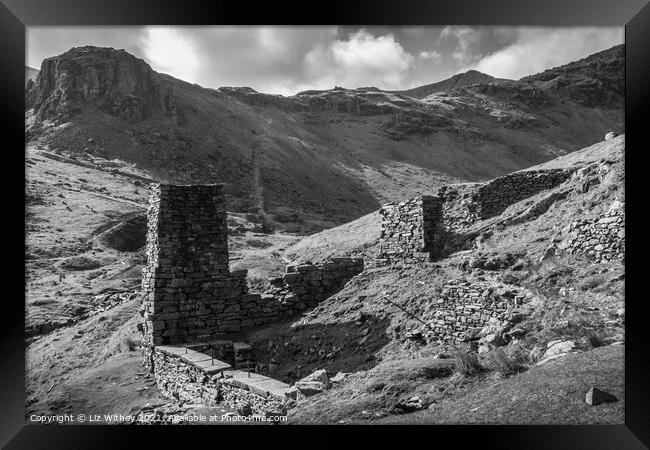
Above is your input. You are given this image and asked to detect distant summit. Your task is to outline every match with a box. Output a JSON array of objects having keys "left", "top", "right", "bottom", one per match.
[{"left": 393, "top": 70, "right": 497, "bottom": 99}]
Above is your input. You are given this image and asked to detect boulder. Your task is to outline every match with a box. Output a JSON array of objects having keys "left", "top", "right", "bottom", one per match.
[
  {"left": 294, "top": 381, "right": 327, "bottom": 397},
  {"left": 605, "top": 131, "right": 619, "bottom": 140},
  {"left": 399, "top": 395, "right": 424, "bottom": 412},
  {"left": 540, "top": 244, "right": 556, "bottom": 261},
  {"left": 585, "top": 387, "right": 618, "bottom": 406},
  {"left": 330, "top": 372, "right": 351, "bottom": 383},
  {"left": 294, "top": 369, "right": 330, "bottom": 396},
  {"left": 299, "top": 368, "right": 329, "bottom": 385},
  {"left": 541, "top": 340, "right": 576, "bottom": 360}
]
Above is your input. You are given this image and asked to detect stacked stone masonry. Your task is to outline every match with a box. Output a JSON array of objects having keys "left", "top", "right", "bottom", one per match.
[
  {"left": 152, "top": 345, "right": 292, "bottom": 415},
  {"left": 380, "top": 168, "right": 575, "bottom": 261},
  {"left": 277, "top": 258, "right": 365, "bottom": 309},
  {"left": 378, "top": 196, "right": 444, "bottom": 262},
  {"left": 472, "top": 169, "right": 574, "bottom": 219},
  {"left": 141, "top": 183, "right": 366, "bottom": 402},
  {"left": 564, "top": 200, "right": 624, "bottom": 262},
  {"left": 437, "top": 168, "right": 575, "bottom": 233},
  {"left": 436, "top": 183, "right": 482, "bottom": 234},
  {"left": 141, "top": 184, "right": 250, "bottom": 347},
  {"left": 430, "top": 279, "right": 531, "bottom": 343},
  {"left": 141, "top": 185, "right": 365, "bottom": 351}
]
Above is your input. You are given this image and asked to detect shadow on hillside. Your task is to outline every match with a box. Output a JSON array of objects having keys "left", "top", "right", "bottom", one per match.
[
  {"left": 244, "top": 314, "right": 393, "bottom": 384},
  {"left": 430, "top": 229, "right": 480, "bottom": 261}
]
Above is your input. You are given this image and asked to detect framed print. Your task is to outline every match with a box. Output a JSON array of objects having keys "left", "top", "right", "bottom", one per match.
[{"left": 2, "top": 0, "right": 648, "bottom": 447}]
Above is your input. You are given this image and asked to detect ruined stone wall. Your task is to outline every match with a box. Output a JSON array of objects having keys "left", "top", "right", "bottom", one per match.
[
  {"left": 378, "top": 196, "right": 444, "bottom": 262},
  {"left": 277, "top": 258, "right": 365, "bottom": 309},
  {"left": 564, "top": 200, "right": 624, "bottom": 262},
  {"left": 141, "top": 184, "right": 253, "bottom": 346},
  {"left": 378, "top": 169, "right": 575, "bottom": 262},
  {"left": 436, "top": 183, "right": 482, "bottom": 234},
  {"left": 474, "top": 169, "right": 574, "bottom": 219},
  {"left": 152, "top": 346, "right": 291, "bottom": 415},
  {"left": 437, "top": 169, "right": 574, "bottom": 233},
  {"left": 141, "top": 184, "right": 366, "bottom": 356},
  {"left": 429, "top": 279, "right": 530, "bottom": 343}
]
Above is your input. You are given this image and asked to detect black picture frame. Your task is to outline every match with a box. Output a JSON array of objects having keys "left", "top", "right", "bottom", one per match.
[{"left": 3, "top": 0, "right": 648, "bottom": 447}]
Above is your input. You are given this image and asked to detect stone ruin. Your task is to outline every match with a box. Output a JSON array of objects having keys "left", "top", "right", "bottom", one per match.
[
  {"left": 379, "top": 167, "right": 576, "bottom": 262},
  {"left": 140, "top": 183, "right": 363, "bottom": 414},
  {"left": 378, "top": 196, "right": 444, "bottom": 263},
  {"left": 562, "top": 199, "right": 625, "bottom": 262},
  {"left": 141, "top": 184, "right": 244, "bottom": 347},
  {"left": 376, "top": 164, "right": 623, "bottom": 349},
  {"left": 139, "top": 161, "right": 623, "bottom": 414}
]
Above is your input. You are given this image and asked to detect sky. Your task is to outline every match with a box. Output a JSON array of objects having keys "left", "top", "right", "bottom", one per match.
[{"left": 26, "top": 26, "right": 623, "bottom": 96}]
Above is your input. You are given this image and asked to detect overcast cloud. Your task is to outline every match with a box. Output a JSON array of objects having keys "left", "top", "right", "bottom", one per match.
[{"left": 27, "top": 26, "right": 623, "bottom": 96}]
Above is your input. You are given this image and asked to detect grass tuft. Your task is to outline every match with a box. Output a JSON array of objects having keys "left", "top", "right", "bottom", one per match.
[
  {"left": 486, "top": 348, "right": 522, "bottom": 377},
  {"left": 452, "top": 349, "right": 483, "bottom": 376},
  {"left": 122, "top": 336, "right": 138, "bottom": 352}
]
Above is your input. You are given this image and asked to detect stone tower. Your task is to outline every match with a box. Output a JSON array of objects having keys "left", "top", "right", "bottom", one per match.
[{"left": 140, "top": 184, "right": 248, "bottom": 349}]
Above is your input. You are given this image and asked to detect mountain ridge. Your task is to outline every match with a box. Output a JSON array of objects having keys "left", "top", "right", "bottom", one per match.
[{"left": 25, "top": 44, "right": 624, "bottom": 232}]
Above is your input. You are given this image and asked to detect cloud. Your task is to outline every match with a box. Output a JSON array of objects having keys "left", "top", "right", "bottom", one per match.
[
  {"left": 146, "top": 26, "right": 339, "bottom": 95},
  {"left": 27, "top": 26, "right": 624, "bottom": 96},
  {"left": 304, "top": 30, "right": 414, "bottom": 90},
  {"left": 471, "top": 27, "right": 624, "bottom": 79},
  {"left": 418, "top": 50, "right": 442, "bottom": 63},
  {"left": 439, "top": 26, "right": 484, "bottom": 65},
  {"left": 141, "top": 27, "right": 200, "bottom": 84},
  {"left": 26, "top": 26, "right": 146, "bottom": 69}
]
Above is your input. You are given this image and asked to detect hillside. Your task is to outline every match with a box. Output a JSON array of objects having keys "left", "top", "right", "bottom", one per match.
[
  {"left": 25, "top": 133, "right": 625, "bottom": 423},
  {"left": 25, "top": 45, "right": 624, "bottom": 232},
  {"left": 275, "top": 134, "right": 625, "bottom": 423}
]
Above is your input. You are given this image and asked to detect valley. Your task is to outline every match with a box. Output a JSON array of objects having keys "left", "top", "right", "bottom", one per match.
[{"left": 24, "top": 44, "right": 625, "bottom": 424}]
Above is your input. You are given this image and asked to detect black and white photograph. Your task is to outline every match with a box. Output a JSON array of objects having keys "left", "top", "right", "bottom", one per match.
[{"left": 7, "top": 0, "right": 646, "bottom": 437}]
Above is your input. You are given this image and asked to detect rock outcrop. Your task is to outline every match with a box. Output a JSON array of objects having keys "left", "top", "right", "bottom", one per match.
[{"left": 26, "top": 46, "right": 181, "bottom": 124}]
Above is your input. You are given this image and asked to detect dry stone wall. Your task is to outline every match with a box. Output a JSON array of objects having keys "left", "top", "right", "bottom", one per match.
[
  {"left": 274, "top": 258, "right": 365, "bottom": 309},
  {"left": 474, "top": 169, "right": 574, "bottom": 219},
  {"left": 428, "top": 278, "right": 531, "bottom": 343},
  {"left": 436, "top": 183, "right": 482, "bottom": 234},
  {"left": 379, "top": 169, "right": 575, "bottom": 261},
  {"left": 563, "top": 200, "right": 624, "bottom": 262},
  {"left": 437, "top": 169, "right": 574, "bottom": 233},
  {"left": 152, "top": 346, "right": 292, "bottom": 415},
  {"left": 378, "top": 196, "right": 444, "bottom": 262}
]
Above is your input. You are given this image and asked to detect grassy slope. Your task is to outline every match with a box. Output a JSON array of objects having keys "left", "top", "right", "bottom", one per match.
[
  {"left": 283, "top": 211, "right": 380, "bottom": 264},
  {"left": 288, "top": 345, "right": 623, "bottom": 424},
  {"left": 380, "top": 344, "right": 624, "bottom": 424},
  {"left": 25, "top": 144, "right": 148, "bottom": 331},
  {"left": 271, "top": 136, "right": 624, "bottom": 423},
  {"left": 25, "top": 142, "right": 304, "bottom": 332}
]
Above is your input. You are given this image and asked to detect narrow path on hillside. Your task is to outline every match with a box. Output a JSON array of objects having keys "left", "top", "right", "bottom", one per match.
[
  {"left": 57, "top": 186, "right": 147, "bottom": 208},
  {"left": 250, "top": 117, "right": 276, "bottom": 228}
]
